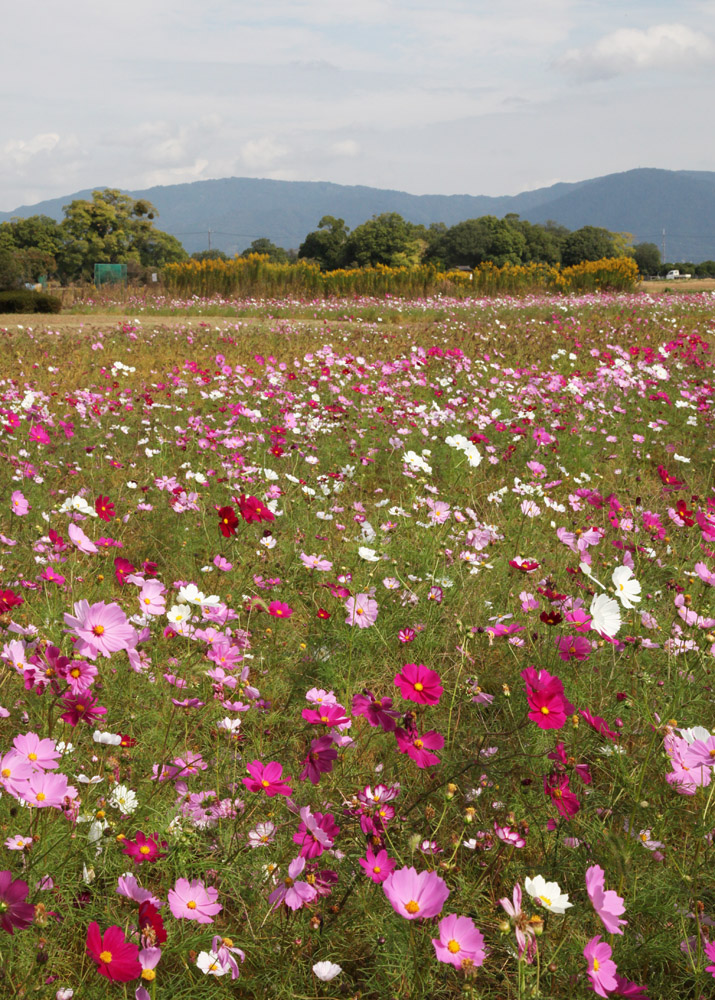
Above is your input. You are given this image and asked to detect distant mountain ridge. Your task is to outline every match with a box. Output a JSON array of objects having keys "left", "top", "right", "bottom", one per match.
[{"left": 2, "top": 168, "right": 714, "bottom": 261}]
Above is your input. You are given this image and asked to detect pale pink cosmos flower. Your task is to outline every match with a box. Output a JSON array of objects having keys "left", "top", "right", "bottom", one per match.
[
  {"left": 68, "top": 523, "right": 98, "bottom": 554},
  {"left": 64, "top": 600, "right": 137, "bottom": 659},
  {"left": 213, "top": 555, "right": 233, "bottom": 572},
  {"left": 300, "top": 552, "right": 333, "bottom": 571},
  {"left": 11, "top": 491, "right": 29, "bottom": 516},
  {"left": 168, "top": 878, "right": 222, "bottom": 923},
  {"left": 585, "top": 864, "right": 627, "bottom": 935},
  {"left": 344, "top": 594, "right": 378, "bottom": 628},
  {"left": 382, "top": 866, "right": 449, "bottom": 920},
  {"left": 138, "top": 579, "right": 166, "bottom": 616},
  {"left": 268, "top": 857, "right": 317, "bottom": 911},
  {"left": 499, "top": 882, "right": 536, "bottom": 962},
  {"left": 12, "top": 733, "right": 60, "bottom": 771}
]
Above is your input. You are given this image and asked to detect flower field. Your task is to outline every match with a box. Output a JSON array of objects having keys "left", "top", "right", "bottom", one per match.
[{"left": 0, "top": 292, "right": 714, "bottom": 999}]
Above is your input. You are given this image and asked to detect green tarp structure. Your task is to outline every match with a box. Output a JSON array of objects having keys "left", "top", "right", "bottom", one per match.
[{"left": 94, "top": 263, "right": 127, "bottom": 287}]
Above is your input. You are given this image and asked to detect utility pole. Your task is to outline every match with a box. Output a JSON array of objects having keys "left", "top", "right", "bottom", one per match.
[
  {"left": 662, "top": 228, "right": 666, "bottom": 263},
  {"left": 208, "top": 229, "right": 212, "bottom": 251}
]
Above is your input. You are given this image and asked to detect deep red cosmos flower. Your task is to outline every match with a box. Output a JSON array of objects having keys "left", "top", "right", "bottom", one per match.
[
  {"left": 217, "top": 506, "right": 239, "bottom": 537},
  {"left": 0, "top": 871, "right": 35, "bottom": 935},
  {"left": 236, "top": 494, "right": 275, "bottom": 523},
  {"left": 95, "top": 495, "right": 115, "bottom": 521}
]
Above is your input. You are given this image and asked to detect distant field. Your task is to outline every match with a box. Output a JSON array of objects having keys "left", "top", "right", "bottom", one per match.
[{"left": 640, "top": 277, "right": 715, "bottom": 292}]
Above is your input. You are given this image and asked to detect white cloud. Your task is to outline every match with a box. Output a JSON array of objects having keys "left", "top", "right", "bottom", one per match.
[
  {"left": 240, "top": 136, "right": 289, "bottom": 169},
  {"left": 331, "top": 140, "right": 360, "bottom": 157},
  {"left": 1, "top": 132, "right": 61, "bottom": 167},
  {"left": 556, "top": 23, "right": 714, "bottom": 80}
]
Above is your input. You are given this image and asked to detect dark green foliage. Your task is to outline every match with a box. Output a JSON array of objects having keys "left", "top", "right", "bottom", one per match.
[
  {"left": 191, "top": 249, "right": 229, "bottom": 262},
  {"left": 241, "top": 238, "right": 289, "bottom": 262},
  {"left": 632, "top": 242, "right": 661, "bottom": 275},
  {"left": 298, "top": 216, "right": 351, "bottom": 270},
  {"left": 343, "top": 213, "right": 422, "bottom": 267},
  {"left": 0, "top": 289, "right": 61, "bottom": 312},
  {"left": 561, "top": 225, "right": 618, "bottom": 266}
]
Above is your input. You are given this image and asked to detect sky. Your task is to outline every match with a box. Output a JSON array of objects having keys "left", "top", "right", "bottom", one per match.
[{"left": 2, "top": 0, "right": 715, "bottom": 210}]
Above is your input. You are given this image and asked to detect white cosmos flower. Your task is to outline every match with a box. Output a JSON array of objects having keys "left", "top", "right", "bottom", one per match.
[
  {"left": 178, "top": 583, "right": 220, "bottom": 607},
  {"left": 524, "top": 875, "right": 573, "bottom": 914},
  {"left": 196, "top": 950, "right": 228, "bottom": 976},
  {"left": 108, "top": 784, "right": 138, "bottom": 813},
  {"left": 611, "top": 565, "right": 642, "bottom": 609},
  {"left": 358, "top": 546, "right": 380, "bottom": 562},
  {"left": 589, "top": 593, "right": 622, "bottom": 638},
  {"left": 167, "top": 604, "right": 192, "bottom": 624},
  {"left": 312, "top": 961, "right": 342, "bottom": 981}
]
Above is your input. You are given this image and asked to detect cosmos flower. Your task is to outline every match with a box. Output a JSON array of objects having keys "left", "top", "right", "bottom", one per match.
[
  {"left": 168, "top": 878, "right": 222, "bottom": 923},
  {"left": 394, "top": 663, "right": 443, "bottom": 705},
  {"left": 524, "top": 875, "right": 572, "bottom": 914},
  {"left": 63, "top": 600, "right": 136, "bottom": 659},
  {"left": 0, "top": 871, "right": 34, "bottom": 935},
  {"left": 432, "top": 913, "right": 486, "bottom": 970},
  {"left": 583, "top": 936, "right": 618, "bottom": 998},
  {"left": 383, "top": 866, "right": 449, "bottom": 920},
  {"left": 586, "top": 865, "right": 627, "bottom": 935},
  {"left": 86, "top": 922, "right": 142, "bottom": 981},
  {"left": 345, "top": 594, "right": 379, "bottom": 627},
  {"left": 611, "top": 565, "right": 641, "bottom": 609}
]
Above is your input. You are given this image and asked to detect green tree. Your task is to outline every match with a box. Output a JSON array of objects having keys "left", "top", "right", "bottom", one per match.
[
  {"left": 59, "top": 189, "right": 187, "bottom": 281},
  {"left": 344, "top": 213, "right": 422, "bottom": 268},
  {"left": 241, "top": 238, "right": 288, "bottom": 263},
  {"left": 632, "top": 242, "right": 661, "bottom": 276},
  {"left": 426, "top": 216, "right": 527, "bottom": 269},
  {"left": 503, "top": 215, "right": 562, "bottom": 265},
  {"left": 561, "top": 226, "right": 618, "bottom": 266},
  {"left": 298, "top": 216, "right": 350, "bottom": 270},
  {"left": 0, "top": 248, "right": 21, "bottom": 290},
  {"left": 191, "top": 250, "right": 229, "bottom": 262}
]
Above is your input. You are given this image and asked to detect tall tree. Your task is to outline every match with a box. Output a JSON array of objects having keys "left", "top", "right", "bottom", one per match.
[{"left": 298, "top": 216, "right": 350, "bottom": 270}]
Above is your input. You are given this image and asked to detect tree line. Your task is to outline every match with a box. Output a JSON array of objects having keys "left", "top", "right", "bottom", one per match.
[{"left": 1, "top": 188, "right": 711, "bottom": 287}]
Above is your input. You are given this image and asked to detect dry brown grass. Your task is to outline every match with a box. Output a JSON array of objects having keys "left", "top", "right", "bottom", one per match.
[{"left": 639, "top": 278, "right": 715, "bottom": 292}]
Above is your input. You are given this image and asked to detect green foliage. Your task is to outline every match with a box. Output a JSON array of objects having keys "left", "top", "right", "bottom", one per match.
[
  {"left": 344, "top": 212, "right": 422, "bottom": 268},
  {"left": 298, "top": 215, "right": 351, "bottom": 270},
  {"left": 427, "top": 215, "right": 528, "bottom": 268},
  {"left": 561, "top": 225, "right": 619, "bottom": 266},
  {"left": 632, "top": 242, "right": 661, "bottom": 275},
  {"left": 0, "top": 248, "right": 22, "bottom": 290},
  {"left": 0, "top": 288, "right": 61, "bottom": 312},
  {"left": 190, "top": 249, "right": 229, "bottom": 262},
  {"left": 241, "top": 237, "right": 289, "bottom": 262}
]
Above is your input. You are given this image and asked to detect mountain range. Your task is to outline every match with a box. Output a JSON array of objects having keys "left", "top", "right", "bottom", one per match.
[{"left": 2, "top": 167, "right": 715, "bottom": 262}]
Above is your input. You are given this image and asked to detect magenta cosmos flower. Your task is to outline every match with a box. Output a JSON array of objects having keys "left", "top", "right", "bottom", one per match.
[
  {"left": 555, "top": 635, "right": 592, "bottom": 662},
  {"left": 344, "top": 593, "right": 378, "bottom": 628},
  {"left": 432, "top": 914, "right": 486, "bottom": 970},
  {"left": 394, "top": 663, "right": 443, "bottom": 706},
  {"left": 86, "top": 922, "right": 142, "bottom": 981},
  {"left": 242, "top": 760, "right": 292, "bottom": 797},
  {"left": 583, "top": 936, "right": 618, "bottom": 998},
  {"left": 395, "top": 727, "right": 444, "bottom": 768},
  {"left": 168, "top": 878, "right": 222, "bottom": 923},
  {"left": 299, "top": 735, "right": 338, "bottom": 784},
  {"left": 0, "top": 871, "right": 35, "bottom": 934},
  {"left": 122, "top": 832, "right": 168, "bottom": 864},
  {"left": 585, "top": 865, "right": 627, "bottom": 935},
  {"left": 64, "top": 600, "right": 136, "bottom": 659},
  {"left": 383, "top": 866, "right": 449, "bottom": 920}
]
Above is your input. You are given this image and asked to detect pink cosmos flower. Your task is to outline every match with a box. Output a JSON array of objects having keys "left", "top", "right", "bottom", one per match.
[
  {"left": 299, "top": 735, "right": 338, "bottom": 784},
  {"left": 555, "top": 635, "right": 592, "bottom": 661},
  {"left": 494, "top": 822, "right": 525, "bottom": 848},
  {"left": 268, "top": 856, "right": 317, "bottom": 911},
  {"left": 0, "top": 753, "right": 34, "bottom": 796},
  {"left": 301, "top": 703, "right": 350, "bottom": 727},
  {"left": 213, "top": 554, "right": 233, "bottom": 572},
  {"left": 292, "top": 808, "right": 339, "bottom": 859},
  {"left": 242, "top": 760, "right": 292, "bottom": 797},
  {"left": 432, "top": 914, "right": 486, "bottom": 970},
  {"left": 358, "top": 848, "right": 396, "bottom": 884},
  {"left": 499, "top": 882, "right": 536, "bottom": 962},
  {"left": 580, "top": 709, "right": 618, "bottom": 743},
  {"left": 344, "top": 593, "right": 378, "bottom": 627},
  {"left": 352, "top": 692, "right": 399, "bottom": 731},
  {"left": 268, "top": 600, "right": 293, "bottom": 619},
  {"left": 63, "top": 659, "right": 98, "bottom": 695},
  {"left": 544, "top": 772, "right": 580, "bottom": 819},
  {"left": 138, "top": 580, "right": 166, "bottom": 616},
  {"left": 394, "top": 663, "right": 443, "bottom": 705},
  {"left": 11, "top": 491, "right": 29, "bottom": 516},
  {"left": 168, "top": 878, "right": 222, "bottom": 923},
  {"left": 122, "top": 831, "right": 168, "bottom": 864},
  {"left": 68, "top": 523, "right": 98, "bottom": 554},
  {"left": 20, "top": 771, "right": 77, "bottom": 809},
  {"left": 86, "top": 922, "right": 142, "bottom": 981},
  {"left": 584, "top": 936, "right": 618, "bottom": 998},
  {"left": 525, "top": 681, "right": 571, "bottom": 730},
  {"left": 59, "top": 692, "right": 108, "bottom": 727},
  {"left": 586, "top": 864, "right": 627, "bottom": 935},
  {"left": 395, "top": 727, "right": 444, "bottom": 768},
  {"left": 63, "top": 600, "right": 137, "bottom": 659},
  {"left": 704, "top": 938, "right": 715, "bottom": 978},
  {"left": 116, "top": 874, "right": 163, "bottom": 908},
  {"left": 383, "top": 866, "right": 449, "bottom": 920},
  {"left": 0, "top": 870, "right": 34, "bottom": 934},
  {"left": 300, "top": 552, "right": 333, "bottom": 571},
  {"left": 11, "top": 733, "right": 60, "bottom": 771}
]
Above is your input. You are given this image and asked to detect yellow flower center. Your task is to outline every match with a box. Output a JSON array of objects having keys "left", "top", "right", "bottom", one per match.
[
  {"left": 93, "top": 624, "right": 105, "bottom": 636},
  {"left": 186, "top": 900, "right": 197, "bottom": 909},
  {"left": 99, "top": 950, "right": 112, "bottom": 964},
  {"left": 539, "top": 895, "right": 552, "bottom": 907},
  {"left": 139, "top": 845, "right": 151, "bottom": 855},
  {"left": 405, "top": 900, "right": 420, "bottom": 915},
  {"left": 356, "top": 606, "right": 364, "bottom": 615},
  {"left": 71, "top": 668, "right": 81, "bottom": 678},
  {"left": 414, "top": 682, "right": 424, "bottom": 691},
  {"left": 1, "top": 769, "right": 10, "bottom": 778},
  {"left": 593, "top": 958, "right": 600, "bottom": 972},
  {"left": 284, "top": 877, "right": 294, "bottom": 887},
  {"left": 447, "top": 939, "right": 461, "bottom": 954},
  {"left": 320, "top": 715, "right": 329, "bottom": 723},
  {"left": 540, "top": 706, "right": 550, "bottom": 715},
  {"left": 28, "top": 753, "right": 37, "bottom": 761},
  {"left": 372, "top": 866, "right": 381, "bottom": 874},
  {"left": 36, "top": 792, "right": 46, "bottom": 802},
  {"left": 141, "top": 969, "right": 156, "bottom": 981},
  {"left": 144, "top": 598, "right": 151, "bottom": 604},
  {"left": 413, "top": 739, "right": 424, "bottom": 749},
  {"left": 261, "top": 779, "right": 270, "bottom": 787}
]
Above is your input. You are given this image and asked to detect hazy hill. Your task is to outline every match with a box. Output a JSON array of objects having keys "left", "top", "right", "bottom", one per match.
[{"left": 1, "top": 168, "right": 713, "bottom": 261}]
